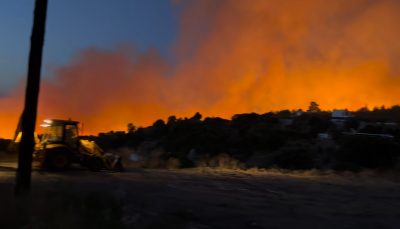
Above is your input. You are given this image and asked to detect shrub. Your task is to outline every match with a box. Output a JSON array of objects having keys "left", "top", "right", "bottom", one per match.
[
  {"left": 272, "top": 143, "right": 316, "bottom": 170},
  {"left": 0, "top": 139, "right": 11, "bottom": 152},
  {"left": 336, "top": 135, "right": 400, "bottom": 170}
]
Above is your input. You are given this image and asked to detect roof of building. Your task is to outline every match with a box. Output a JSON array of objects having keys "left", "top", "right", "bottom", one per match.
[
  {"left": 43, "top": 119, "right": 79, "bottom": 125},
  {"left": 332, "top": 109, "right": 353, "bottom": 119}
]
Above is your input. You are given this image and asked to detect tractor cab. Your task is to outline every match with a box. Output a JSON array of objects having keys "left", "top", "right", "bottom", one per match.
[{"left": 40, "top": 119, "right": 79, "bottom": 149}]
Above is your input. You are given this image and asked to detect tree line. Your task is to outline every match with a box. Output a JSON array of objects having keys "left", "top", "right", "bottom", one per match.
[{"left": 83, "top": 102, "right": 400, "bottom": 171}]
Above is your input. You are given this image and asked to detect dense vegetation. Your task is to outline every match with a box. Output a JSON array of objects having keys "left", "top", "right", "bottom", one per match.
[{"left": 83, "top": 103, "right": 400, "bottom": 171}]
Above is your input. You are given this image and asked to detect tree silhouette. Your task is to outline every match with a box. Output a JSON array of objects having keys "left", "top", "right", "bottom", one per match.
[
  {"left": 127, "top": 123, "right": 136, "bottom": 133},
  {"left": 307, "top": 101, "right": 321, "bottom": 113},
  {"left": 191, "top": 112, "right": 202, "bottom": 121}
]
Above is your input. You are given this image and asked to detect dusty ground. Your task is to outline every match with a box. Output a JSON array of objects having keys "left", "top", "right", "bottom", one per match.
[{"left": 1, "top": 162, "right": 400, "bottom": 229}]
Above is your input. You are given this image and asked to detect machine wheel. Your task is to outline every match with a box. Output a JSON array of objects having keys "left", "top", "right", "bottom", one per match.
[
  {"left": 86, "top": 157, "right": 103, "bottom": 172},
  {"left": 46, "top": 149, "right": 71, "bottom": 170}
]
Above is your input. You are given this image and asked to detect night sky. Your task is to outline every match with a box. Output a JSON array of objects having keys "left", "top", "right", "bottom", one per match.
[
  {"left": 0, "top": 0, "right": 177, "bottom": 94},
  {"left": 1, "top": 0, "right": 400, "bottom": 137}
]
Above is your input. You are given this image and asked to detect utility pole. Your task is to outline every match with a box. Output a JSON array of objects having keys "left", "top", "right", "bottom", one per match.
[{"left": 15, "top": 0, "right": 48, "bottom": 195}]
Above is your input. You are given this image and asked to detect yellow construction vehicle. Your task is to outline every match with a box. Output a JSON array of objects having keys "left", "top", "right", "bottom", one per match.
[{"left": 32, "top": 119, "right": 123, "bottom": 171}]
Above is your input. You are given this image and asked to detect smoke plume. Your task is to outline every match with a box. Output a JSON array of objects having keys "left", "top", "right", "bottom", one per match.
[{"left": 1, "top": 0, "right": 400, "bottom": 137}]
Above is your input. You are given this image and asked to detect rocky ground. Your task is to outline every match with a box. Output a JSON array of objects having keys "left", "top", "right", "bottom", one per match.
[{"left": 1, "top": 162, "right": 400, "bottom": 229}]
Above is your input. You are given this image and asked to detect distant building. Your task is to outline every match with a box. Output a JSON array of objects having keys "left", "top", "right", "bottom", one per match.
[
  {"left": 331, "top": 109, "right": 353, "bottom": 129},
  {"left": 358, "top": 121, "right": 399, "bottom": 133},
  {"left": 332, "top": 109, "right": 353, "bottom": 119},
  {"left": 294, "top": 110, "right": 304, "bottom": 117}
]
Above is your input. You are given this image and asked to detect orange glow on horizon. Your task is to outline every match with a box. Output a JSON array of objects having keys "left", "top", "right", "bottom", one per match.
[{"left": 1, "top": 0, "right": 400, "bottom": 138}]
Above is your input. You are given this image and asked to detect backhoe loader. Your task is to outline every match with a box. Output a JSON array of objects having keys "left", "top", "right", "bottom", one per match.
[{"left": 31, "top": 119, "right": 123, "bottom": 171}]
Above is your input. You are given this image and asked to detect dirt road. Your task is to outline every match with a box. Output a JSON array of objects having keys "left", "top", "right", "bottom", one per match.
[{"left": 1, "top": 162, "right": 400, "bottom": 229}]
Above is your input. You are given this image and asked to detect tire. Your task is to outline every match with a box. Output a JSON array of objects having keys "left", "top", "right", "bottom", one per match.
[
  {"left": 46, "top": 149, "right": 71, "bottom": 170},
  {"left": 86, "top": 157, "right": 103, "bottom": 172}
]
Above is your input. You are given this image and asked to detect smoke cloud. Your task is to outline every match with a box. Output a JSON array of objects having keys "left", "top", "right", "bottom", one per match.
[{"left": 1, "top": 0, "right": 400, "bottom": 137}]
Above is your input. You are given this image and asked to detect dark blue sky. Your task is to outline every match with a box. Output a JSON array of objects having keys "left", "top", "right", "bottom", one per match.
[{"left": 0, "top": 0, "right": 177, "bottom": 94}]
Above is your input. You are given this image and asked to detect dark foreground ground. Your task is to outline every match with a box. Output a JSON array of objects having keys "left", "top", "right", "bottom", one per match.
[{"left": 1, "top": 162, "right": 400, "bottom": 229}]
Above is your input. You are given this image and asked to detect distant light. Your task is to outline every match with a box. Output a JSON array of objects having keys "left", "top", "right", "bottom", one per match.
[
  {"left": 43, "top": 119, "right": 52, "bottom": 124},
  {"left": 40, "top": 124, "right": 50, "bottom": 127}
]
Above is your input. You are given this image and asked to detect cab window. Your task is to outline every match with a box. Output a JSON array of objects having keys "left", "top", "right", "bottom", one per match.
[{"left": 42, "top": 125, "right": 63, "bottom": 142}]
